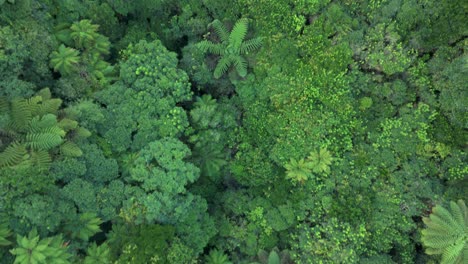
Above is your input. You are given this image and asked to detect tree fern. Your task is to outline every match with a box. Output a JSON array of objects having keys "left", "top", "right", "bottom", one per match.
[
  {"left": 198, "top": 18, "right": 262, "bottom": 79},
  {"left": 205, "top": 249, "right": 232, "bottom": 264},
  {"left": 421, "top": 200, "right": 467, "bottom": 264},
  {"left": 10, "top": 229, "right": 72, "bottom": 264},
  {"left": 284, "top": 158, "right": 313, "bottom": 183},
  {"left": 50, "top": 44, "right": 80, "bottom": 75},
  {"left": 84, "top": 243, "right": 111, "bottom": 264},
  {"left": 70, "top": 19, "right": 99, "bottom": 49},
  {"left": 0, "top": 89, "right": 88, "bottom": 169}
]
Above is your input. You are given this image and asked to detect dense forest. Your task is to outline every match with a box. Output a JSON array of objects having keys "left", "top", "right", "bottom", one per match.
[{"left": 0, "top": 0, "right": 466, "bottom": 263}]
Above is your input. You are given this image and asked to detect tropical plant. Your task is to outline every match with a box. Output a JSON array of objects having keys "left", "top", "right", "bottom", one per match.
[
  {"left": 421, "top": 199, "right": 467, "bottom": 264},
  {"left": 10, "top": 229, "right": 72, "bottom": 264},
  {"left": 83, "top": 243, "right": 110, "bottom": 264},
  {"left": 197, "top": 18, "right": 262, "bottom": 78},
  {"left": 64, "top": 212, "right": 102, "bottom": 241},
  {"left": 251, "top": 248, "right": 293, "bottom": 264},
  {"left": 0, "top": 88, "right": 90, "bottom": 169},
  {"left": 284, "top": 158, "right": 313, "bottom": 183},
  {"left": 49, "top": 44, "right": 80, "bottom": 75},
  {"left": 308, "top": 148, "right": 333, "bottom": 174},
  {"left": 0, "top": 223, "right": 12, "bottom": 246},
  {"left": 70, "top": 20, "right": 100, "bottom": 49},
  {"left": 205, "top": 249, "right": 232, "bottom": 264}
]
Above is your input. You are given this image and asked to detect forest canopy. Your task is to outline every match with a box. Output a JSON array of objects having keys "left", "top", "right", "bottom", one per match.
[{"left": 0, "top": 0, "right": 466, "bottom": 263}]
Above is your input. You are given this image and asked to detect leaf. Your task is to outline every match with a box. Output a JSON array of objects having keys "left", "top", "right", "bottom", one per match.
[
  {"left": 210, "top": 20, "right": 230, "bottom": 43},
  {"left": 229, "top": 18, "right": 249, "bottom": 48}
]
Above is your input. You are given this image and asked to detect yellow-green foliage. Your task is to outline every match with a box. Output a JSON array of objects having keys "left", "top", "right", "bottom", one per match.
[{"left": 422, "top": 200, "right": 467, "bottom": 264}]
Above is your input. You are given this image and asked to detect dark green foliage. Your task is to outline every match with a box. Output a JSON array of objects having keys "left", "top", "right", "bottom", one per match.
[
  {"left": 0, "top": 0, "right": 466, "bottom": 263},
  {"left": 96, "top": 39, "right": 192, "bottom": 152},
  {"left": 107, "top": 223, "right": 175, "bottom": 264},
  {"left": 198, "top": 18, "right": 262, "bottom": 78}
]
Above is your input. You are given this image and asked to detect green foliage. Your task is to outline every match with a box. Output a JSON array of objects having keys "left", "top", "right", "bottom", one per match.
[
  {"left": 284, "top": 148, "right": 333, "bottom": 183},
  {"left": 0, "top": 223, "right": 12, "bottom": 246},
  {"left": 0, "top": 88, "right": 89, "bottom": 170},
  {"left": 10, "top": 229, "right": 72, "bottom": 264},
  {"left": 252, "top": 248, "right": 292, "bottom": 264},
  {"left": 96, "top": 40, "right": 192, "bottom": 152},
  {"left": 51, "top": 20, "right": 113, "bottom": 87},
  {"left": 49, "top": 45, "right": 80, "bottom": 76},
  {"left": 205, "top": 249, "right": 232, "bottom": 264},
  {"left": 107, "top": 223, "right": 175, "bottom": 264},
  {"left": 64, "top": 212, "right": 102, "bottom": 241},
  {"left": 198, "top": 18, "right": 262, "bottom": 78},
  {"left": 83, "top": 243, "right": 110, "bottom": 264},
  {"left": 421, "top": 200, "right": 467, "bottom": 264}
]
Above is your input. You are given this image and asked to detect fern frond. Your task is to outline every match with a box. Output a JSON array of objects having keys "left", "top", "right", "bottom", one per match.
[
  {"left": 0, "top": 142, "right": 28, "bottom": 167},
  {"left": 28, "top": 114, "right": 59, "bottom": 134},
  {"left": 73, "top": 127, "right": 92, "bottom": 139},
  {"left": 232, "top": 55, "right": 248, "bottom": 77},
  {"left": 10, "top": 99, "right": 34, "bottom": 131},
  {"left": 60, "top": 141, "right": 83, "bottom": 157},
  {"left": 25, "top": 131, "right": 64, "bottom": 150},
  {"left": 229, "top": 18, "right": 249, "bottom": 48},
  {"left": 214, "top": 56, "right": 232, "bottom": 79},
  {"left": 29, "top": 150, "right": 52, "bottom": 171},
  {"left": 240, "top": 37, "right": 263, "bottom": 54},
  {"left": 450, "top": 201, "right": 465, "bottom": 229},
  {"left": 36, "top": 88, "right": 52, "bottom": 101},
  {"left": 210, "top": 20, "right": 230, "bottom": 42},
  {"left": 37, "top": 98, "right": 62, "bottom": 116},
  {"left": 0, "top": 97, "right": 8, "bottom": 113},
  {"left": 441, "top": 242, "right": 464, "bottom": 264},
  {"left": 197, "top": 40, "right": 224, "bottom": 55},
  {"left": 58, "top": 118, "right": 78, "bottom": 131},
  {"left": 422, "top": 200, "right": 467, "bottom": 264}
]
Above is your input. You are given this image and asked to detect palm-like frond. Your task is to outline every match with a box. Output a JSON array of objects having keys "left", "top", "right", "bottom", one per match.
[
  {"left": 232, "top": 55, "right": 248, "bottom": 77},
  {"left": 422, "top": 200, "right": 467, "bottom": 264},
  {"left": 29, "top": 150, "right": 52, "bottom": 171},
  {"left": 0, "top": 142, "right": 27, "bottom": 167},
  {"left": 60, "top": 141, "right": 83, "bottom": 157},
  {"left": 197, "top": 40, "right": 224, "bottom": 55},
  {"left": 240, "top": 37, "right": 263, "bottom": 54},
  {"left": 25, "top": 129, "right": 64, "bottom": 151},
  {"left": 210, "top": 20, "right": 230, "bottom": 43},
  {"left": 229, "top": 18, "right": 249, "bottom": 48},
  {"left": 214, "top": 56, "right": 232, "bottom": 79}
]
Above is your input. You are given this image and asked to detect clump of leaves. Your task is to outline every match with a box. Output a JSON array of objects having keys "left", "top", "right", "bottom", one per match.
[
  {"left": 197, "top": 18, "right": 263, "bottom": 79},
  {"left": 284, "top": 148, "right": 333, "bottom": 183},
  {"left": 205, "top": 249, "right": 232, "bottom": 264},
  {"left": 421, "top": 199, "right": 467, "bottom": 264},
  {"left": 10, "top": 229, "right": 72, "bottom": 264},
  {"left": 0, "top": 88, "right": 90, "bottom": 170}
]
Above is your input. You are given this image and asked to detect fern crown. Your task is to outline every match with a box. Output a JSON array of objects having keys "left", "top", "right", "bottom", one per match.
[
  {"left": 421, "top": 199, "right": 467, "bottom": 264},
  {"left": 197, "top": 18, "right": 263, "bottom": 79}
]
